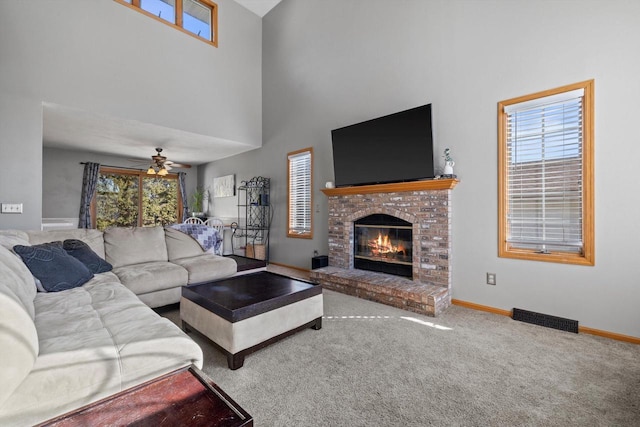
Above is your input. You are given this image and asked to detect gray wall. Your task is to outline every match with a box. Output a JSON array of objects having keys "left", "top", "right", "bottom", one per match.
[
  {"left": 3, "top": 0, "right": 639, "bottom": 337},
  {"left": 201, "top": 0, "right": 640, "bottom": 337},
  {"left": 42, "top": 147, "right": 198, "bottom": 220},
  {"left": 198, "top": 148, "right": 262, "bottom": 221},
  {"left": 0, "top": 0, "right": 261, "bottom": 229}
]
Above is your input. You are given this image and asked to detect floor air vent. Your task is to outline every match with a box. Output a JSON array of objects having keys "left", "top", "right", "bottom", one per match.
[{"left": 512, "top": 308, "right": 578, "bottom": 333}]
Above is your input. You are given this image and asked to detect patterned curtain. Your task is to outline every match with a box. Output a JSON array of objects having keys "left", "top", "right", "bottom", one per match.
[
  {"left": 78, "top": 162, "right": 100, "bottom": 228},
  {"left": 178, "top": 172, "right": 188, "bottom": 221}
]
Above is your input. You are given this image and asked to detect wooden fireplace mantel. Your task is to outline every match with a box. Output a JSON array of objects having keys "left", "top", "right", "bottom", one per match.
[{"left": 321, "top": 178, "right": 458, "bottom": 196}]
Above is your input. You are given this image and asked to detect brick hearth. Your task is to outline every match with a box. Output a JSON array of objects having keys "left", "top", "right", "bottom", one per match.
[{"left": 311, "top": 179, "right": 457, "bottom": 317}]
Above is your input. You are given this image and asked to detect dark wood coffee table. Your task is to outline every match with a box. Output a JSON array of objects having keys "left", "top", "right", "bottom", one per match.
[
  {"left": 39, "top": 365, "right": 252, "bottom": 426},
  {"left": 225, "top": 254, "right": 267, "bottom": 275},
  {"left": 181, "top": 271, "right": 323, "bottom": 369}
]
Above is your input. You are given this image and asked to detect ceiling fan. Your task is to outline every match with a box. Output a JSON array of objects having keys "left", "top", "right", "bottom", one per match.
[{"left": 134, "top": 148, "right": 192, "bottom": 176}]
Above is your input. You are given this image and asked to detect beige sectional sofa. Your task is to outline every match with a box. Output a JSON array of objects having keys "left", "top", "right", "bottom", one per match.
[
  {"left": 0, "top": 226, "right": 237, "bottom": 426},
  {"left": 23, "top": 226, "right": 237, "bottom": 307}
]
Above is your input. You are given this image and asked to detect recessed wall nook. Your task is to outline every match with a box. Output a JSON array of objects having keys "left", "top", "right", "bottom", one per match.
[{"left": 310, "top": 178, "right": 458, "bottom": 317}]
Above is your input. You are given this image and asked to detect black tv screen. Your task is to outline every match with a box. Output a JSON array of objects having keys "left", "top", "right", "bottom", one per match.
[{"left": 331, "top": 104, "right": 434, "bottom": 187}]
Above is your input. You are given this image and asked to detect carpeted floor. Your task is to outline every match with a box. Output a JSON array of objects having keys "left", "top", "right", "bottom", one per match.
[{"left": 159, "top": 285, "right": 640, "bottom": 426}]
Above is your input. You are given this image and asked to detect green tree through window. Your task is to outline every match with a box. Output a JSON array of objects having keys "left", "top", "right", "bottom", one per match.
[
  {"left": 142, "top": 176, "right": 179, "bottom": 226},
  {"left": 94, "top": 168, "right": 182, "bottom": 230}
]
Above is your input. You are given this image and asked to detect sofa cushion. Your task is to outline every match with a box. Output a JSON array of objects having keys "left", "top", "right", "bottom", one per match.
[
  {"left": 26, "top": 229, "right": 106, "bottom": 259},
  {"left": 0, "top": 280, "right": 202, "bottom": 426},
  {"left": 63, "top": 239, "right": 113, "bottom": 274},
  {"left": 85, "top": 271, "right": 121, "bottom": 287},
  {"left": 137, "top": 287, "right": 182, "bottom": 308},
  {"left": 0, "top": 244, "right": 37, "bottom": 317},
  {"left": 0, "top": 230, "right": 30, "bottom": 252},
  {"left": 0, "top": 291, "right": 39, "bottom": 408},
  {"left": 171, "top": 253, "right": 237, "bottom": 284},
  {"left": 0, "top": 232, "right": 50, "bottom": 293},
  {"left": 164, "top": 226, "right": 205, "bottom": 261},
  {"left": 104, "top": 226, "right": 168, "bottom": 268},
  {"left": 13, "top": 242, "right": 94, "bottom": 292},
  {"left": 112, "top": 261, "right": 188, "bottom": 295},
  {"left": 0, "top": 246, "right": 39, "bottom": 407}
]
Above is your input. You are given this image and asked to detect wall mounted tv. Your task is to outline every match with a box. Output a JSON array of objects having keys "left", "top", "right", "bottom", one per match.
[{"left": 331, "top": 104, "right": 434, "bottom": 187}]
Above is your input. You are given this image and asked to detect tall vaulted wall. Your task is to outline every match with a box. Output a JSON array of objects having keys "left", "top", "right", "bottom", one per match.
[{"left": 0, "top": 0, "right": 262, "bottom": 229}]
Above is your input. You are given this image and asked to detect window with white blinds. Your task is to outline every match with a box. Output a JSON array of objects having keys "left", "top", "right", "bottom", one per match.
[
  {"left": 287, "top": 148, "right": 313, "bottom": 238},
  {"left": 182, "top": 0, "right": 213, "bottom": 40},
  {"left": 498, "top": 80, "right": 594, "bottom": 265}
]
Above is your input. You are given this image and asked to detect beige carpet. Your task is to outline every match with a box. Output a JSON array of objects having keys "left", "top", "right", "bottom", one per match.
[{"left": 159, "top": 280, "right": 640, "bottom": 426}]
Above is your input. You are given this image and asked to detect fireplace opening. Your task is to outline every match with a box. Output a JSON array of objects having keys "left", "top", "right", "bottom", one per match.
[{"left": 354, "top": 214, "right": 412, "bottom": 278}]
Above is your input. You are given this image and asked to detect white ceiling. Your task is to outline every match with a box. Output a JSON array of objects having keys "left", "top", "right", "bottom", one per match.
[
  {"left": 233, "top": 0, "right": 282, "bottom": 17},
  {"left": 42, "top": 103, "right": 257, "bottom": 167}
]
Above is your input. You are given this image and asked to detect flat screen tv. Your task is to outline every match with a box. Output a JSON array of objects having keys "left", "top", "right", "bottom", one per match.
[{"left": 331, "top": 104, "right": 434, "bottom": 187}]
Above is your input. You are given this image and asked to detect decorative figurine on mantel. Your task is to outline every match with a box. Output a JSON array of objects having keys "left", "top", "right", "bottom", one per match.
[{"left": 442, "top": 148, "right": 456, "bottom": 178}]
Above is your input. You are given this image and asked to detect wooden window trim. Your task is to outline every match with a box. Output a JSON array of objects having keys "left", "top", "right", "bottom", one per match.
[
  {"left": 114, "top": 0, "right": 218, "bottom": 47},
  {"left": 287, "top": 147, "right": 314, "bottom": 239},
  {"left": 91, "top": 167, "right": 183, "bottom": 229},
  {"left": 498, "top": 80, "right": 594, "bottom": 266}
]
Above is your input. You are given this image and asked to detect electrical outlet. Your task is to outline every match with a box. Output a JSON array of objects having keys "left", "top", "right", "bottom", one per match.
[
  {"left": 1, "top": 203, "right": 23, "bottom": 214},
  {"left": 486, "top": 273, "right": 496, "bottom": 285}
]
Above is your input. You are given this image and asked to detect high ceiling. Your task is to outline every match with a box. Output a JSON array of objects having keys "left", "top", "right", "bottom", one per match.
[
  {"left": 233, "top": 0, "right": 282, "bottom": 17},
  {"left": 43, "top": 103, "right": 257, "bottom": 166}
]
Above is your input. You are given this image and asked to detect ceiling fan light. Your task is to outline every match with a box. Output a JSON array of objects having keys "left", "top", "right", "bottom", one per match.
[
  {"left": 158, "top": 167, "right": 168, "bottom": 176},
  {"left": 147, "top": 166, "right": 156, "bottom": 175}
]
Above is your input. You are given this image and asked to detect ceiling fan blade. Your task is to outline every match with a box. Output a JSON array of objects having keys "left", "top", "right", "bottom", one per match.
[
  {"left": 165, "top": 161, "right": 192, "bottom": 169},
  {"left": 127, "top": 161, "right": 154, "bottom": 169},
  {"left": 127, "top": 158, "right": 149, "bottom": 164},
  {"left": 123, "top": 149, "right": 192, "bottom": 170}
]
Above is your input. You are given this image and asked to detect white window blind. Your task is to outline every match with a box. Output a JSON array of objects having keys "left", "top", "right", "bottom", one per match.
[
  {"left": 183, "top": 0, "right": 210, "bottom": 22},
  {"left": 288, "top": 150, "right": 312, "bottom": 236},
  {"left": 183, "top": 0, "right": 213, "bottom": 41},
  {"left": 505, "top": 89, "right": 584, "bottom": 253}
]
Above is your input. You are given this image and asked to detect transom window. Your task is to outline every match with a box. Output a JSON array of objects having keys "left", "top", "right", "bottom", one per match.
[
  {"left": 287, "top": 148, "right": 313, "bottom": 238},
  {"left": 115, "top": 0, "right": 218, "bottom": 46},
  {"left": 92, "top": 167, "right": 183, "bottom": 230},
  {"left": 498, "top": 80, "right": 594, "bottom": 265}
]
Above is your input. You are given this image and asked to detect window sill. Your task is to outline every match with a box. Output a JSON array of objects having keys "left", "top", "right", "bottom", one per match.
[
  {"left": 499, "top": 246, "right": 594, "bottom": 266},
  {"left": 287, "top": 232, "right": 313, "bottom": 239}
]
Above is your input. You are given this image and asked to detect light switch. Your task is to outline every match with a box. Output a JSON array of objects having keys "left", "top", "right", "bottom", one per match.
[{"left": 1, "top": 203, "right": 23, "bottom": 214}]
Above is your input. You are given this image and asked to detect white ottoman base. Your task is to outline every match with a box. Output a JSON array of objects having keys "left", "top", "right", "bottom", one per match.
[{"left": 180, "top": 295, "right": 323, "bottom": 369}]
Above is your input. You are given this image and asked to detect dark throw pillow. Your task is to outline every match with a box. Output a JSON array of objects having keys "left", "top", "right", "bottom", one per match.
[
  {"left": 63, "top": 239, "right": 113, "bottom": 274},
  {"left": 13, "top": 241, "right": 94, "bottom": 292}
]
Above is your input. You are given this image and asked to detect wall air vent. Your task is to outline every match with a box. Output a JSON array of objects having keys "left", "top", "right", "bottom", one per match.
[{"left": 512, "top": 308, "right": 578, "bottom": 334}]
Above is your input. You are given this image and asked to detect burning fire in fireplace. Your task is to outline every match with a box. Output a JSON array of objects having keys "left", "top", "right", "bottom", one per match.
[
  {"left": 354, "top": 214, "right": 413, "bottom": 277},
  {"left": 369, "top": 232, "right": 406, "bottom": 257}
]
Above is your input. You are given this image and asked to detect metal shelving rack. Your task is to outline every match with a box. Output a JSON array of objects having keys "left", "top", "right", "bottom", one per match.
[{"left": 232, "top": 176, "right": 271, "bottom": 261}]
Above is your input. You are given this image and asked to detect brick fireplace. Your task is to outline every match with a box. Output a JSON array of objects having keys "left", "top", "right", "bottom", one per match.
[{"left": 310, "top": 179, "right": 458, "bottom": 316}]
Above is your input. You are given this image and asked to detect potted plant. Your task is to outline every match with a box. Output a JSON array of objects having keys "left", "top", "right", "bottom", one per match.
[
  {"left": 190, "top": 186, "right": 206, "bottom": 216},
  {"left": 443, "top": 148, "right": 455, "bottom": 176}
]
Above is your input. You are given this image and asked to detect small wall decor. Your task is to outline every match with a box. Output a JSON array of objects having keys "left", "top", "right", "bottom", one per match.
[
  {"left": 442, "top": 148, "right": 456, "bottom": 177},
  {"left": 213, "top": 174, "right": 235, "bottom": 198}
]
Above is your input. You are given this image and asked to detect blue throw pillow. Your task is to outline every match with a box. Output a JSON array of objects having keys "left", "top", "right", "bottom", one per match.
[
  {"left": 63, "top": 239, "right": 113, "bottom": 274},
  {"left": 13, "top": 242, "right": 94, "bottom": 292}
]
